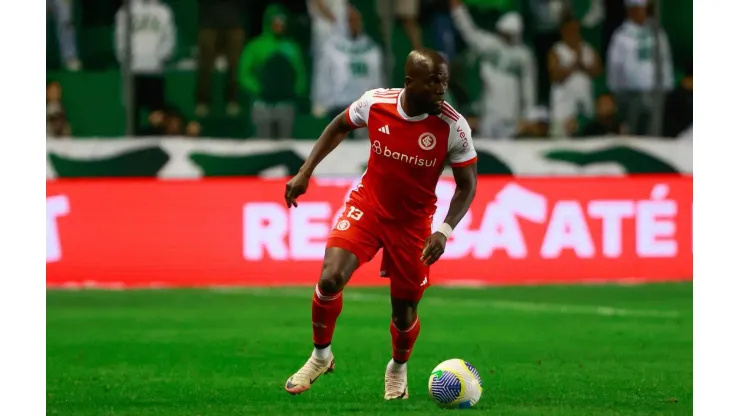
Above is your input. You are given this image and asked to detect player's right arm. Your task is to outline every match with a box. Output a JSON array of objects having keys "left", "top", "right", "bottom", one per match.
[
  {"left": 422, "top": 115, "right": 478, "bottom": 266},
  {"left": 284, "top": 90, "right": 375, "bottom": 208}
]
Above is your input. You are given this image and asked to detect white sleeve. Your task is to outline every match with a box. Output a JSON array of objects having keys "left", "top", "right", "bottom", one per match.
[
  {"left": 606, "top": 31, "right": 625, "bottom": 92},
  {"left": 583, "top": 44, "right": 597, "bottom": 66},
  {"left": 521, "top": 48, "right": 537, "bottom": 117},
  {"left": 346, "top": 89, "right": 377, "bottom": 127},
  {"left": 450, "top": 5, "right": 503, "bottom": 55},
  {"left": 369, "top": 47, "right": 384, "bottom": 88},
  {"left": 582, "top": 0, "right": 605, "bottom": 28},
  {"left": 114, "top": 9, "right": 125, "bottom": 63},
  {"left": 660, "top": 31, "right": 675, "bottom": 90},
  {"left": 159, "top": 7, "right": 176, "bottom": 62},
  {"left": 313, "top": 43, "right": 334, "bottom": 108},
  {"left": 447, "top": 116, "right": 478, "bottom": 168}
]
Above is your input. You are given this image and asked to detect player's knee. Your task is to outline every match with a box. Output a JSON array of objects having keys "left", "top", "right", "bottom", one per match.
[
  {"left": 318, "top": 265, "right": 349, "bottom": 294},
  {"left": 391, "top": 309, "right": 418, "bottom": 331}
]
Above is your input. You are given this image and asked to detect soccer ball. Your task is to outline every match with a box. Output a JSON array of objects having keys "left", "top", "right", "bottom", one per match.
[{"left": 428, "top": 359, "right": 483, "bottom": 409}]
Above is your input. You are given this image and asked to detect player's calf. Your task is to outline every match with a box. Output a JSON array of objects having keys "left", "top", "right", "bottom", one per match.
[
  {"left": 287, "top": 248, "right": 360, "bottom": 395},
  {"left": 384, "top": 298, "right": 420, "bottom": 400},
  {"left": 385, "top": 317, "right": 417, "bottom": 400},
  {"left": 312, "top": 283, "right": 343, "bottom": 348},
  {"left": 311, "top": 257, "right": 354, "bottom": 349},
  {"left": 285, "top": 283, "right": 342, "bottom": 396},
  {"left": 390, "top": 316, "right": 420, "bottom": 365},
  {"left": 390, "top": 298, "right": 421, "bottom": 364}
]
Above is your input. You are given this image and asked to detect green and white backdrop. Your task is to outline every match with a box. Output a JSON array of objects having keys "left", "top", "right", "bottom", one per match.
[{"left": 46, "top": 137, "right": 692, "bottom": 178}]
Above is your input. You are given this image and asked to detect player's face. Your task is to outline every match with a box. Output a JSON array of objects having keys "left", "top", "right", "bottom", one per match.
[{"left": 414, "top": 64, "right": 449, "bottom": 115}]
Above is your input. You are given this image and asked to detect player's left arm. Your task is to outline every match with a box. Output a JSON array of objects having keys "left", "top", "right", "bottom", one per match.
[
  {"left": 444, "top": 162, "right": 478, "bottom": 230},
  {"left": 421, "top": 117, "right": 478, "bottom": 266}
]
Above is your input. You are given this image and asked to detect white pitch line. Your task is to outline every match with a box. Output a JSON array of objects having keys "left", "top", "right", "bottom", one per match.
[{"left": 210, "top": 287, "right": 683, "bottom": 319}]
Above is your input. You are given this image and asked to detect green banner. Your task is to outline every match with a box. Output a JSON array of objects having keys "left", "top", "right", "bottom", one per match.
[{"left": 46, "top": 137, "right": 692, "bottom": 178}]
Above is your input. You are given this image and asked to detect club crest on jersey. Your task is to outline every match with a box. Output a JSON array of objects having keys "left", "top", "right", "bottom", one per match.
[
  {"left": 418, "top": 133, "right": 436, "bottom": 151},
  {"left": 336, "top": 220, "right": 350, "bottom": 231}
]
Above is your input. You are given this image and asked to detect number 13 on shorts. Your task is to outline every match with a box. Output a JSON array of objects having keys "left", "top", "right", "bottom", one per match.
[
  {"left": 335, "top": 205, "right": 364, "bottom": 231},
  {"left": 347, "top": 206, "right": 363, "bottom": 221}
]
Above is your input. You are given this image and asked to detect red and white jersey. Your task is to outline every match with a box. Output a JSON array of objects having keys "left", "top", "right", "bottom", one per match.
[{"left": 345, "top": 88, "right": 477, "bottom": 221}]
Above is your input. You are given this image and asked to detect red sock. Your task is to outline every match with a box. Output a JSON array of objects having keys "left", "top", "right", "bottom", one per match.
[
  {"left": 312, "top": 285, "right": 343, "bottom": 346},
  {"left": 390, "top": 317, "right": 420, "bottom": 363}
]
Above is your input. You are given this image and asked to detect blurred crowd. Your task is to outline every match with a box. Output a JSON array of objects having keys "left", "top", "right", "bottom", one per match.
[{"left": 46, "top": 0, "right": 692, "bottom": 140}]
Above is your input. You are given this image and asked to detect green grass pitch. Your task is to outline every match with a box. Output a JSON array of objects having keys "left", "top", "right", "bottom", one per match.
[{"left": 47, "top": 283, "right": 692, "bottom": 415}]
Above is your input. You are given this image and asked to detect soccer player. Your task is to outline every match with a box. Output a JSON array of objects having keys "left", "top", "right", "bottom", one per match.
[{"left": 283, "top": 49, "right": 478, "bottom": 400}]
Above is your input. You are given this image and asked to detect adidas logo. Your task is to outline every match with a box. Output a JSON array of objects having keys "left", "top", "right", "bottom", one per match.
[
  {"left": 421, "top": 276, "right": 428, "bottom": 286},
  {"left": 378, "top": 125, "right": 390, "bottom": 134}
]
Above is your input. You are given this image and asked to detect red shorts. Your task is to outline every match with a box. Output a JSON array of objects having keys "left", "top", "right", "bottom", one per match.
[{"left": 326, "top": 199, "right": 432, "bottom": 302}]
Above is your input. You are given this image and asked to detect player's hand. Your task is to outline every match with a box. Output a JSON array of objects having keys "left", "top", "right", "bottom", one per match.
[
  {"left": 285, "top": 172, "right": 310, "bottom": 208},
  {"left": 421, "top": 232, "right": 448, "bottom": 266}
]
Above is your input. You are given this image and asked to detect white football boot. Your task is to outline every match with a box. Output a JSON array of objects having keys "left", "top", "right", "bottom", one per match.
[
  {"left": 284, "top": 353, "right": 335, "bottom": 395},
  {"left": 384, "top": 360, "right": 409, "bottom": 400}
]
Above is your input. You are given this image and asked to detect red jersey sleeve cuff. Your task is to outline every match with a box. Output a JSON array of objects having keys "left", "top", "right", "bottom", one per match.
[{"left": 450, "top": 156, "right": 477, "bottom": 168}]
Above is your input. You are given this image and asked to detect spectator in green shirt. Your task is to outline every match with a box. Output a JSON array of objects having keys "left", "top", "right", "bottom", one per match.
[{"left": 238, "top": 4, "right": 307, "bottom": 140}]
